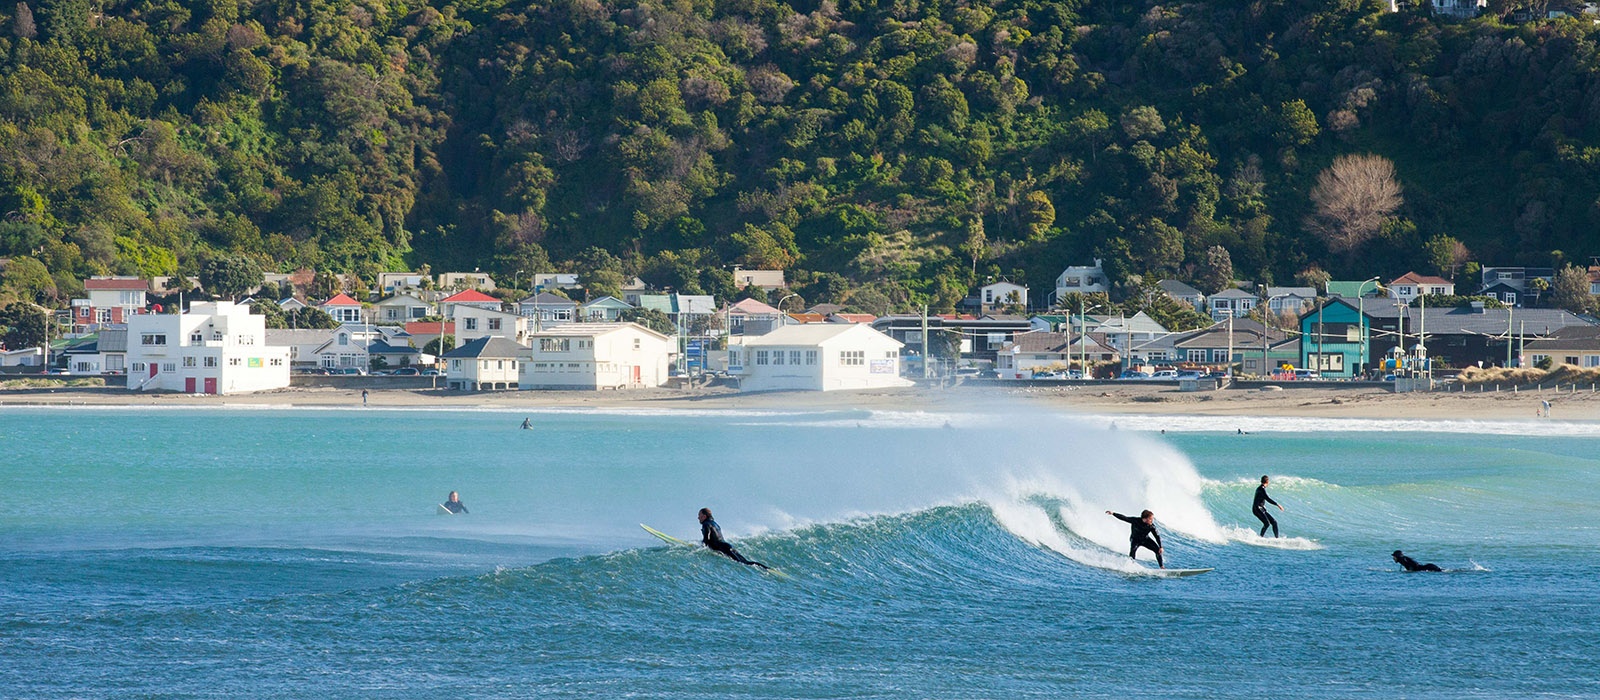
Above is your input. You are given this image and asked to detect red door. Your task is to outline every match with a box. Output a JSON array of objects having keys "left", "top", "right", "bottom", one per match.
[
  {"left": 185, "top": 377, "right": 196, "bottom": 393},
  {"left": 204, "top": 378, "right": 217, "bottom": 394},
  {"left": 149, "top": 363, "right": 158, "bottom": 378},
  {"left": 632, "top": 366, "right": 641, "bottom": 383}
]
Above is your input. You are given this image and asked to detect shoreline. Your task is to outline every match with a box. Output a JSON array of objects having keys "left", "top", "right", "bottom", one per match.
[{"left": 3, "top": 382, "right": 1595, "bottom": 421}]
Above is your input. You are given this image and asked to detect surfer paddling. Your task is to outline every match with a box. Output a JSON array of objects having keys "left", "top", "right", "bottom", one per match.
[
  {"left": 1253, "top": 475, "right": 1285, "bottom": 538},
  {"left": 442, "top": 491, "right": 468, "bottom": 514},
  {"left": 1391, "top": 550, "right": 1442, "bottom": 572},
  {"left": 698, "top": 508, "right": 769, "bottom": 570},
  {"left": 1106, "top": 509, "right": 1164, "bottom": 569}
]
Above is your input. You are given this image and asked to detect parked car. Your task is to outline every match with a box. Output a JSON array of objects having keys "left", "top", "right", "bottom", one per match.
[
  {"left": 954, "top": 367, "right": 981, "bottom": 378},
  {"left": 1118, "top": 369, "right": 1152, "bottom": 380},
  {"left": 1150, "top": 369, "right": 1179, "bottom": 380},
  {"left": 391, "top": 367, "right": 421, "bottom": 376},
  {"left": 421, "top": 369, "right": 443, "bottom": 376},
  {"left": 335, "top": 367, "right": 367, "bottom": 376},
  {"left": 1175, "top": 369, "right": 1205, "bottom": 380},
  {"left": 1032, "top": 370, "right": 1068, "bottom": 380},
  {"left": 1292, "top": 369, "right": 1320, "bottom": 380}
]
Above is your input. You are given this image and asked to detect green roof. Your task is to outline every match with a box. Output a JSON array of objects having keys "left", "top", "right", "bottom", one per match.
[{"left": 1326, "top": 281, "right": 1382, "bottom": 298}]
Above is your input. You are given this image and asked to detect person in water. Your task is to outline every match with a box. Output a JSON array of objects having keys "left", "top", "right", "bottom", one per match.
[
  {"left": 442, "top": 491, "right": 468, "bottom": 514},
  {"left": 1253, "top": 475, "right": 1286, "bottom": 538},
  {"left": 1392, "top": 550, "right": 1442, "bottom": 572},
  {"left": 698, "top": 508, "right": 769, "bottom": 570},
  {"left": 1106, "top": 509, "right": 1164, "bottom": 568},
  {"left": 520, "top": 416, "right": 532, "bottom": 430}
]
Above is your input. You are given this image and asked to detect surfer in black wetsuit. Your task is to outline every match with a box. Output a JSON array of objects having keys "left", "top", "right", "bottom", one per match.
[
  {"left": 698, "top": 508, "right": 769, "bottom": 570},
  {"left": 1106, "top": 509, "right": 1164, "bottom": 568},
  {"left": 1253, "top": 475, "right": 1285, "bottom": 538},
  {"left": 1392, "top": 550, "right": 1442, "bottom": 572},
  {"left": 443, "top": 491, "right": 468, "bottom": 514}
]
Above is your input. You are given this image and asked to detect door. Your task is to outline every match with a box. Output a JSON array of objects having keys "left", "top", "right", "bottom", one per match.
[
  {"left": 185, "top": 377, "right": 196, "bottom": 393},
  {"left": 149, "top": 363, "right": 158, "bottom": 378},
  {"left": 204, "top": 377, "right": 217, "bottom": 394},
  {"left": 632, "top": 365, "right": 641, "bottom": 384}
]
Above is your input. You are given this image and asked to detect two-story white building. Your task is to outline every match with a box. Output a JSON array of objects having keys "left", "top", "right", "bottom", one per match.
[
  {"left": 730, "top": 324, "right": 911, "bottom": 392},
  {"left": 1388, "top": 272, "right": 1454, "bottom": 304},
  {"left": 441, "top": 336, "right": 523, "bottom": 391},
  {"left": 1208, "top": 288, "right": 1259, "bottom": 320},
  {"left": 1053, "top": 259, "right": 1109, "bottom": 303},
  {"left": 319, "top": 293, "right": 365, "bottom": 324},
  {"left": 980, "top": 281, "right": 1028, "bottom": 311},
  {"left": 439, "top": 289, "right": 504, "bottom": 319},
  {"left": 520, "top": 322, "right": 674, "bottom": 390},
  {"left": 125, "top": 301, "right": 290, "bottom": 394},
  {"left": 373, "top": 294, "right": 435, "bottom": 323},
  {"left": 455, "top": 305, "right": 534, "bottom": 345}
]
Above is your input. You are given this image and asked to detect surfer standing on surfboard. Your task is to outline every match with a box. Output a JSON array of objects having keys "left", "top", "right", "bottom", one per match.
[
  {"left": 1106, "top": 510, "right": 1164, "bottom": 569},
  {"left": 698, "top": 508, "right": 769, "bottom": 570},
  {"left": 1253, "top": 475, "right": 1285, "bottom": 538}
]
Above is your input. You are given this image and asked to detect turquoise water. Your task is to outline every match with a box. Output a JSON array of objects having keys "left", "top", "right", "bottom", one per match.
[{"left": 3, "top": 406, "right": 1598, "bottom": 698}]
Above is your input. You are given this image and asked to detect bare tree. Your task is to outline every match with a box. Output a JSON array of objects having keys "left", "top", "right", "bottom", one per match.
[
  {"left": 14, "top": 1, "right": 36, "bottom": 38},
  {"left": 1306, "top": 154, "right": 1403, "bottom": 253}
]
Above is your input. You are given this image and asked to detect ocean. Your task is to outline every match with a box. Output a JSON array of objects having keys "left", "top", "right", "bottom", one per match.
[{"left": 2, "top": 405, "right": 1597, "bottom": 698}]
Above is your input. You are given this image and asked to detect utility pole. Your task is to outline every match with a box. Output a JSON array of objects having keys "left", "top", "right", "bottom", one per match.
[{"left": 921, "top": 305, "right": 930, "bottom": 379}]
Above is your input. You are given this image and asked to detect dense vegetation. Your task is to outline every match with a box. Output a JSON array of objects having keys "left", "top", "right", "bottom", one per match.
[{"left": 3, "top": 0, "right": 1600, "bottom": 318}]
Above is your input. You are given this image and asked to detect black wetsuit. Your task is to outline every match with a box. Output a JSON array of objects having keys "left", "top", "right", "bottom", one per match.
[
  {"left": 443, "top": 500, "right": 467, "bottom": 514},
  {"left": 701, "top": 517, "right": 768, "bottom": 569},
  {"left": 1253, "top": 485, "right": 1280, "bottom": 538},
  {"left": 1394, "top": 553, "right": 1441, "bottom": 572},
  {"left": 1112, "top": 512, "right": 1164, "bottom": 567}
]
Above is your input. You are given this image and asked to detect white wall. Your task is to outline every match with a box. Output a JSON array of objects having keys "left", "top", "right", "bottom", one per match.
[{"left": 126, "top": 303, "right": 290, "bottom": 394}]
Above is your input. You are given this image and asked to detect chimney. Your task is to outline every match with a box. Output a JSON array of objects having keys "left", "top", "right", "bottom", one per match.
[{"left": 1469, "top": 301, "right": 1485, "bottom": 313}]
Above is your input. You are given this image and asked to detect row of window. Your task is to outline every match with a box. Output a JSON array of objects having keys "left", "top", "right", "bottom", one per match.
[
  {"left": 134, "top": 358, "right": 282, "bottom": 372},
  {"left": 1531, "top": 354, "right": 1600, "bottom": 367},
  {"left": 462, "top": 317, "right": 505, "bottom": 331}
]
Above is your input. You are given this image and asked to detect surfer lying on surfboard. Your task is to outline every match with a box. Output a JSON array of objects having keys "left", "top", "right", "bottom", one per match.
[
  {"left": 699, "top": 508, "right": 769, "bottom": 570},
  {"left": 1107, "top": 509, "right": 1164, "bottom": 569}
]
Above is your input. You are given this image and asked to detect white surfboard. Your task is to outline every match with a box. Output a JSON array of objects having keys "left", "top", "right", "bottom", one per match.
[{"left": 437, "top": 503, "right": 455, "bottom": 515}]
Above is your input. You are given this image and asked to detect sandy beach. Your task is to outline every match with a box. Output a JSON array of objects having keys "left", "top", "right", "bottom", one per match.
[{"left": 4, "top": 381, "right": 1596, "bottom": 421}]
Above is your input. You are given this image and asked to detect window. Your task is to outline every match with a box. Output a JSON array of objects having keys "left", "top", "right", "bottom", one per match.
[
  {"left": 465, "top": 318, "right": 478, "bottom": 331},
  {"left": 183, "top": 357, "right": 196, "bottom": 367},
  {"left": 238, "top": 335, "right": 254, "bottom": 345},
  {"left": 141, "top": 334, "right": 166, "bottom": 346},
  {"left": 228, "top": 358, "right": 240, "bottom": 366},
  {"left": 884, "top": 351, "right": 895, "bottom": 359},
  {"left": 806, "top": 351, "right": 818, "bottom": 365},
  {"left": 488, "top": 318, "right": 501, "bottom": 331},
  {"left": 1187, "top": 349, "right": 1208, "bottom": 363},
  {"left": 97, "top": 309, "right": 111, "bottom": 324},
  {"left": 729, "top": 351, "right": 741, "bottom": 367},
  {"left": 270, "top": 358, "right": 282, "bottom": 366},
  {"left": 540, "top": 338, "right": 571, "bottom": 352},
  {"left": 190, "top": 333, "right": 203, "bottom": 344},
  {"left": 1586, "top": 356, "right": 1600, "bottom": 368},
  {"left": 785, "top": 350, "right": 799, "bottom": 365},
  {"left": 163, "top": 363, "right": 176, "bottom": 372},
  {"left": 772, "top": 351, "right": 785, "bottom": 365},
  {"left": 633, "top": 338, "right": 641, "bottom": 350},
  {"left": 451, "top": 359, "right": 462, "bottom": 370},
  {"left": 496, "top": 360, "right": 504, "bottom": 369},
  {"left": 1565, "top": 356, "right": 1579, "bottom": 365},
  {"left": 132, "top": 363, "right": 145, "bottom": 372},
  {"left": 204, "top": 357, "right": 217, "bottom": 367},
  {"left": 338, "top": 334, "right": 348, "bottom": 346},
  {"left": 756, "top": 350, "right": 769, "bottom": 365},
  {"left": 841, "top": 350, "right": 864, "bottom": 366}
]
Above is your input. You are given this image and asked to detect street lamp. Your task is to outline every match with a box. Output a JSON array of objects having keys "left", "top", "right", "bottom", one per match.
[
  {"left": 1355, "top": 276, "right": 1381, "bottom": 378},
  {"left": 776, "top": 293, "right": 798, "bottom": 328}
]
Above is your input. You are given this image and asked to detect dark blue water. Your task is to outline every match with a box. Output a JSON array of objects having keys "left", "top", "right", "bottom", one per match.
[{"left": 2, "top": 407, "right": 1597, "bottom": 698}]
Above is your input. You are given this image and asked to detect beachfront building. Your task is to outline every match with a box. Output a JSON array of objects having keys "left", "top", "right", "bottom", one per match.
[
  {"left": 455, "top": 306, "right": 533, "bottom": 345},
  {"left": 441, "top": 336, "right": 523, "bottom": 391},
  {"left": 1172, "top": 319, "right": 1296, "bottom": 377},
  {"left": 520, "top": 322, "right": 674, "bottom": 390},
  {"left": 125, "top": 301, "right": 290, "bottom": 394},
  {"left": 995, "top": 331, "right": 1116, "bottom": 379},
  {"left": 1523, "top": 326, "right": 1600, "bottom": 368},
  {"left": 731, "top": 324, "right": 911, "bottom": 392},
  {"left": 871, "top": 314, "right": 1033, "bottom": 374},
  {"left": 60, "top": 327, "right": 130, "bottom": 375},
  {"left": 71, "top": 277, "right": 150, "bottom": 335},
  {"left": 1300, "top": 298, "right": 1595, "bottom": 376}
]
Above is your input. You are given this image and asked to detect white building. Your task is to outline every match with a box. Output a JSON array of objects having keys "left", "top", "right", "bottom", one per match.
[
  {"left": 730, "top": 324, "right": 912, "bottom": 392},
  {"left": 439, "top": 289, "right": 504, "bottom": 318},
  {"left": 441, "top": 336, "right": 524, "bottom": 391},
  {"left": 377, "top": 272, "right": 427, "bottom": 293},
  {"left": 1053, "top": 259, "right": 1109, "bottom": 303},
  {"left": 981, "top": 281, "right": 1028, "bottom": 311},
  {"left": 733, "top": 268, "right": 787, "bottom": 290},
  {"left": 455, "top": 305, "right": 533, "bottom": 345},
  {"left": 520, "top": 322, "right": 674, "bottom": 390},
  {"left": 1387, "top": 272, "right": 1454, "bottom": 305},
  {"left": 125, "top": 301, "right": 290, "bottom": 394},
  {"left": 1208, "top": 288, "right": 1259, "bottom": 320},
  {"left": 373, "top": 294, "right": 435, "bottom": 323},
  {"left": 319, "top": 293, "right": 364, "bottom": 324},
  {"left": 437, "top": 272, "right": 496, "bottom": 291}
]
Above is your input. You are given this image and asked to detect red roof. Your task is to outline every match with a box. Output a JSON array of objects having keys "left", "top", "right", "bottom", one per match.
[
  {"left": 832, "top": 313, "right": 877, "bottom": 323},
  {"left": 405, "top": 321, "right": 455, "bottom": 335},
  {"left": 84, "top": 277, "right": 149, "bottom": 291},
  {"left": 1390, "top": 272, "right": 1452, "bottom": 286},
  {"left": 320, "top": 292, "right": 361, "bottom": 306},
  {"left": 441, "top": 289, "right": 500, "bottom": 303}
]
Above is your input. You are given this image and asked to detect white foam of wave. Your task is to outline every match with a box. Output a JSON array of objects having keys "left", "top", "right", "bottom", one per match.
[
  {"left": 1080, "top": 413, "right": 1600, "bottom": 437},
  {"left": 1218, "top": 525, "right": 1325, "bottom": 550}
]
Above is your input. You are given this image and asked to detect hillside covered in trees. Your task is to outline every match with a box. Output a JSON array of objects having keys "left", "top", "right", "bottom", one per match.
[{"left": 3, "top": 0, "right": 1600, "bottom": 313}]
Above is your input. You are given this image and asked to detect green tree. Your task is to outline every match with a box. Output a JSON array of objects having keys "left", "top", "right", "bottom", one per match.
[
  {"left": 285, "top": 307, "right": 338, "bottom": 329},
  {"left": 0, "top": 257, "right": 56, "bottom": 303},
  {"left": 0, "top": 302, "right": 48, "bottom": 349},
  {"left": 1195, "top": 245, "right": 1234, "bottom": 295},
  {"left": 620, "top": 307, "right": 677, "bottom": 336},
  {"left": 310, "top": 272, "right": 343, "bottom": 300},
  {"left": 424, "top": 335, "right": 456, "bottom": 356},
  {"left": 1551, "top": 265, "right": 1592, "bottom": 314},
  {"left": 1276, "top": 100, "right": 1320, "bottom": 147},
  {"left": 201, "top": 256, "right": 264, "bottom": 300}
]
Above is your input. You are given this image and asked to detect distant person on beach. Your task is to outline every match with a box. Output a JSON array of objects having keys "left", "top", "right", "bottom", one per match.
[
  {"left": 521, "top": 416, "right": 532, "bottom": 430},
  {"left": 1237, "top": 428, "right": 1248, "bottom": 435},
  {"left": 1541, "top": 400, "right": 1551, "bottom": 418},
  {"left": 362, "top": 389, "right": 369, "bottom": 407},
  {"left": 442, "top": 491, "right": 468, "bottom": 514},
  {"left": 698, "top": 508, "right": 769, "bottom": 570},
  {"left": 1106, "top": 509, "right": 1164, "bottom": 569},
  {"left": 1392, "top": 550, "right": 1441, "bottom": 572},
  {"left": 1253, "top": 475, "right": 1285, "bottom": 538}
]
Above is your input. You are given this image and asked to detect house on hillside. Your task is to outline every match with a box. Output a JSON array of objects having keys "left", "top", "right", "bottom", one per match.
[
  {"left": 521, "top": 322, "right": 674, "bottom": 390},
  {"left": 1264, "top": 286, "right": 1318, "bottom": 315},
  {"left": 318, "top": 293, "right": 364, "bottom": 324},
  {"left": 733, "top": 268, "right": 786, "bottom": 290},
  {"left": 126, "top": 301, "right": 290, "bottom": 394},
  {"left": 580, "top": 296, "right": 634, "bottom": 322},
  {"left": 1478, "top": 266, "right": 1554, "bottom": 307},
  {"left": 455, "top": 306, "right": 533, "bottom": 345},
  {"left": 979, "top": 281, "right": 1028, "bottom": 312},
  {"left": 377, "top": 272, "right": 427, "bottom": 293},
  {"left": 730, "top": 324, "right": 911, "bottom": 392},
  {"left": 373, "top": 294, "right": 435, "bottom": 323},
  {"left": 518, "top": 292, "right": 578, "bottom": 325},
  {"left": 1387, "top": 272, "right": 1454, "bottom": 304},
  {"left": 1158, "top": 280, "right": 1206, "bottom": 312},
  {"left": 728, "top": 298, "right": 782, "bottom": 335},
  {"left": 441, "top": 337, "right": 523, "bottom": 391},
  {"left": 71, "top": 277, "right": 149, "bottom": 335},
  {"left": 439, "top": 289, "right": 503, "bottom": 318},
  {"left": 1053, "top": 259, "right": 1109, "bottom": 304},
  {"left": 531, "top": 273, "right": 582, "bottom": 292},
  {"left": 436, "top": 272, "right": 496, "bottom": 291},
  {"left": 1208, "top": 288, "right": 1258, "bottom": 320}
]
